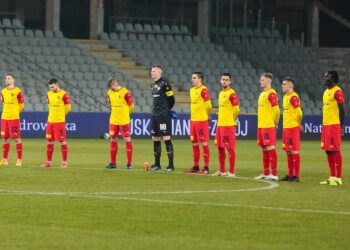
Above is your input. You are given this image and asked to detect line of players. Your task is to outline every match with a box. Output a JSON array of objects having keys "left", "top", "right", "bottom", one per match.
[{"left": 0, "top": 68, "right": 345, "bottom": 185}]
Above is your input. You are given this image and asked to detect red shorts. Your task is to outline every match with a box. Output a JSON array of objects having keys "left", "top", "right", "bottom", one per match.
[
  {"left": 282, "top": 127, "right": 300, "bottom": 151},
  {"left": 215, "top": 126, "right": 236, "bottom": 149},
  {"left": 321, "top": 124, "right": 342, "bottom": 151},
  {"left": 46, "top": 122, "right": 66, "bottom": 141},
  {"left": 190, "top": 121, "right": 210, "bottom": 143},
  {"left": 1, "top": 119, "right": 21, "bottom": 138},
  {"left": 257, "top": 127, "right": 276, "bottom": 147},
  {"left": 109, "top": 124, "right": 131, "bottom": 138}
]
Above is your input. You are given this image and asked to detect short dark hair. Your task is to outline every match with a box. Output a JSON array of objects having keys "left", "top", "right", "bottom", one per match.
[
  {"left": 261, "top": 72, "right": 273, "bottom": 80},
  {"left": 326, "top": 70, "right": 339, "bottom": 83},
  {"left": 107, "top": 78, "right": 117, "bottom": 88},
  {"left": 222, "top": 73, "right": 231, "bottom": 79},
  {"left": 48, "top": 78, "right": 58, "bottom": 85},
  {"left": 283, "top": 76, "right": 295, "bottom": 85},
  {"left": 152, "top": 64, "right": 163, "bottom": 71},
  {"left": 6, "top": 73, "right": 15, "bottom": 79},
  {"left": 193, "top": 71, "right": 204, "bottom": 81}
]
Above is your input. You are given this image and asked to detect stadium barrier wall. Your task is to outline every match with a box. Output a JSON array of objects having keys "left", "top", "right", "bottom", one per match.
[{"left": 14, "top": 112, "right": 350, "bottom": 140}]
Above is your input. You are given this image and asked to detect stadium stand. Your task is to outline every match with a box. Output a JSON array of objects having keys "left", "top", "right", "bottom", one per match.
[
  {"left": 0, "top": 18, "right": 343, "bottom": 115},
  {"left": 100, "top": 22, "right": 269, "bottom": 114},
  {"left": 0, "top": 19, "right": 145, "bottom": 112}
]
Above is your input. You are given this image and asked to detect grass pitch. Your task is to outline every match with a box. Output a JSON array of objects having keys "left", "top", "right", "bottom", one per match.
[{"left": 0, "top": 138, "right": 349, "bottom": 250}]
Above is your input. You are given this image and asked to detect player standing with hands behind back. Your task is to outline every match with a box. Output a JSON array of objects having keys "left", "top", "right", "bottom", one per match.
[
  {"left": 41, "top": 79, "right": 71, "bottom": 168},
  {"left": 1, "top": 73, "right": 25, "bottom": 167},
  {"left": 149, "top": 65, "right": 175, "bottom": 172},
  {"left": 105, "top": 78, "right": 134, "bottom": 169},
  {"left": 320, "top": 71, "right": 345, "bottom": 186},
  {"left": 184, "top": 72, "right": 212, "bottom": 174},
  {"left": 255, "top": 73, "right": 280, "bottom": 180}
]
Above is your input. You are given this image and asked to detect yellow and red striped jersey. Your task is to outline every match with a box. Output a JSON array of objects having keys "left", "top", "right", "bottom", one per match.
[
  {"left": 1, "top": 86, "right": 24, "bottom": 120},
  {"left": 322, "top": 85, "right": 344, "bottom": 125},
  {"left": 258, "top": 88, "right": 280, "bottom": 128},
  {"left": 108, "top": 87, "right": 134, "bottom": 125},
  {"left": 283, "top": 92, "right": 303, "bottom": 128},
  {"left": 47, "top": 89, "right": 71, "bottom": 123},
  {"left": 190, "top": 85, "right": 212, "bottom": 121},
  {"left": 218, "top": 88, "right": 240, "bottom": 126}
]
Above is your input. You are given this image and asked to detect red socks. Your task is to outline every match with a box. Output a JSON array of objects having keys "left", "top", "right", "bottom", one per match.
[
  {"left": 16, "top": 143, "right": 22, "bottom": 160},
  {"left": 293, "top": 154, "right": 300, "bottom": 178},
  {"left": 228, "top": 148, "right": 235, "bottom": 174},
  {"left": 269, "top": 149, "right": 277, "bottom": 176},
  {"left": 46, "top": 144, "right": 54, "bottom": 162},
  {"left": 203, "top": 145, "right": 210, "bottom": 167},
  {"left": 287, "top": 154, "right": 301, "bottom": 178},
  {"left": 327, "top": 153, "right": 336, "bottom": 177},
  {"left": 126, "top": 141, "right": 133, "bottom": 165},
  {"left": 287, "top": 154, "right": 293, "bottom": 177},
  {"left": 335, "top": 152, "right": 342, "bottom": 178},
  {"left": 218, "top": 147, "right": 226, "bottom": 172},
  {"left": 61, "top": 144, "right": 68, "bottom": 162},
  {"left": 2, "top": 143, "right": 10, "bottom": 160},
  {"left": 262, "top": 149, "right": 277, "bottom": 176},
  {"left": 262, "top": 150, "right": 270, "bottom": 175},
  {"left": 192, "top": 144, "right": 200, "bottom": 166},
  {"left": 110, "top": 141, "right": 118, "bottom": 164}
]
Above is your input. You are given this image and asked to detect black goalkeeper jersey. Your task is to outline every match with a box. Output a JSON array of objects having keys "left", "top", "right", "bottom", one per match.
[{"left": 151, "top": 78, "right": 175, "bottom": 117}]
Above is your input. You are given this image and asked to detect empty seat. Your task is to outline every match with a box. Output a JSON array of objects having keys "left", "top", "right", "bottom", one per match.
[
  {"left": 125, "top": 23, "right": 134, "bottom": 33},
  {"left": 115, "top": 22, "right": 124, "bottom": 32}
]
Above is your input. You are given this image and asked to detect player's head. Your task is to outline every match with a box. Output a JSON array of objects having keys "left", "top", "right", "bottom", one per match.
[
  {"left": 108, "top": 78, "right": 119, "bottom": 90},
  {"left": 220, "top": 73, "right": 231, "bottom": 89},
  {"left": 48, "top": 78, "right": 60, "bottom": 92},
  {"left": 324, "top": 71, "right": 338, "bottom": 87},
  {"left": 5, "top": 73, "right": 15, "bottom": 86},
  {"left": 260, "top": 72, "right": 273, "bottom": 89},
  {"left": 150, "top": 64, "right": 163, "bottom": 81},
  {"left": 281, "top": 77, "right": 295, "bottom": 94},
  {"left": 191, "top": 72, "right": 204, "bottom": 87}
]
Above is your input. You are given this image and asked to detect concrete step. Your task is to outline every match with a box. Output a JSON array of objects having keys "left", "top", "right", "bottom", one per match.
[
  {"left": 73, "top": 39, "right": 109, "bottom": 49},
  {"left": 102, "top": 57, "right": 136, "bottom": 67}
]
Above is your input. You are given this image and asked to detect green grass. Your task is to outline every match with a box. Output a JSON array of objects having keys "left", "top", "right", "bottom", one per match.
[{"left": 0, "top": 138, "right": 349, "bottom": 250}]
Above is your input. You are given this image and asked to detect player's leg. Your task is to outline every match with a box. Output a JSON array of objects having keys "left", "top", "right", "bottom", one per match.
[
  {"left": 59, "top": 140, "right": 68, "bottom": 168},
  {"left": 9, "top": 119, "right": 22, "bottom": 166},
  {"left": 289, "top": 151, "right": 300, "bottom": 182},
  {"left": 150, "top": 116, "right": 162, "bottom": 171},
  {"left": 199, "top": 121, "right": 210, "bottom": 174},
  {"left": 212, "top": 127, "right": 226, "bottom": 176},
  {"left": 121, "top": 124, "right": 132, "bottom": 169},
  {"left": 107, "top": 124, "right": 118, "bottom": 169},
  {"left": 54, "top": 123, "right": 68, "bottom": 168},
  {"left": 227, "top": 127, "right": 236, "bottom": 177},
  {"left": 163, "top": 135, "right": 174, "bottom": 172},
  {"left": 185, "top": 122, "right": 200, "bottom": 173},
  {"left": 14, "top": 138, "right": 22, "bottom": 166},
  {"left": 1, "top": 119, "right": 10, "bottom": 166},
  {"left": 320, "top": 125, "right": 339, "bottom": 185},
  {"left": 41, "top": 123, "right": 54, "bottom": 167},
  {"left": 161, "top": 117, "right": 174, "bottom": 172},
  {"left": 266, "top": 144, "right": 278, "bottom": 180},
  {"left": 333, "top": 125, "right": 343, "bottom": 185},
  {"left": 255, "top": 128, "right": 269, "bottom": 179},
  {"left": 280, "top": 128, "right": 292, "bottom": 181}
]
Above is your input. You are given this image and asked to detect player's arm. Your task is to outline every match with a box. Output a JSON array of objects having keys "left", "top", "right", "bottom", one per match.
[
  {"left": 165, "top": 82, "right": 175, "bottom": 109},
  {"left": 334, "top": 90, "right": 345, "bottom": 127},
  {"left": 17, "top": 91, "right": 25, "bottom": 112},
  {"left": 201, "top": 88, "right": 212, "bottom": 115},
  {"left": 62, "top": 93, "right": 71, "bottom": 115},
  {"left": 290, "top": 96, "right": 303, "bottom": 125},
  {"left": 124, "top": 91, "right": 134, "bottom": 114},
  {"left": 229, "top": 93, "right": 240, "bottom": 120},
  {"left": 268, "top": 93, "right": 280, "bottom": 125}
]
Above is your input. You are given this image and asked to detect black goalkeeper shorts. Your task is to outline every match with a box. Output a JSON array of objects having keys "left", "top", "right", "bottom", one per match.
[{"left": 151, "top": 115, "right": 172, "bottom": 137}]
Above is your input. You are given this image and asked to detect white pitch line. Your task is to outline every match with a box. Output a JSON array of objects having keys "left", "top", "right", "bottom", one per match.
[{"left": 0, "top": 189, "right": 348, "bottom": 216}]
